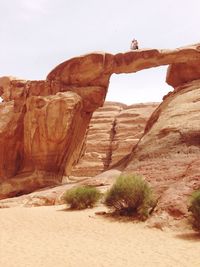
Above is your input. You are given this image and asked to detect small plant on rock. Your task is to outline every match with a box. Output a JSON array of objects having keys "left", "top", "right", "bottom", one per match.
[
  {"left": 104, "top": 174, "right": 155, "bottom": 220},
  {"left": 188, "top": 190, "right": 200, "bottom": 231},
  {"left": 63, "top": 185, "right": 101, "bottom": 210}
]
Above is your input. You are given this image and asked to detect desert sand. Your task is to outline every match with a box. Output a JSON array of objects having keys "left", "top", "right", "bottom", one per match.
[{"left": 0, "top": 205, "right": 199, "bottom": 267}]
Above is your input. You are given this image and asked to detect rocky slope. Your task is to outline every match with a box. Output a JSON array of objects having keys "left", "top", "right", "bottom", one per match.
[{"left": 120, "top": 76, "right": 200, "bottom": 225}]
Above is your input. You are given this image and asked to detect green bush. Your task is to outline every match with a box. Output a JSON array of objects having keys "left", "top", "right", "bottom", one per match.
[
  {"left": 63, "top": 185, "right": 101, "bottom": 210},
  {"left": 188, "top": 190, "right": 200, "bottom": 231},
  {"left": 104, "top": 174, "right": 155, "bottom": 219}
]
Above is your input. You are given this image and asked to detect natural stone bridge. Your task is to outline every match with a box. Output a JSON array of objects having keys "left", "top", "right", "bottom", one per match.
[{"left": 0, "top": 43, "right": 200, "bottom": 199}]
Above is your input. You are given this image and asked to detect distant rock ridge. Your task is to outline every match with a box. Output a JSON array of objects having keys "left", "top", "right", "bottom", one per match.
[
  {"left": 0, "top": 43, "right": 200, "bottom": 199},
  {"left": 71, "top": 101, "right": 158, "bottom": 177}
]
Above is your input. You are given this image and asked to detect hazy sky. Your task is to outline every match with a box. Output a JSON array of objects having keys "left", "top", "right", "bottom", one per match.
[{"left": 0, "top": 0, "right": 199, "bottom": 104}]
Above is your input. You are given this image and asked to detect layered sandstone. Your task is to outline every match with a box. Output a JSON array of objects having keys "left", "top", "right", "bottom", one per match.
[
  {"left": 111, "top": 103, "right": 158, "bottom": 165},
  {"left": 71, "top": 102, "right": 158, "bottom": 177},
  {"left": 71, "top": 102, "right": 125, "bottom": 177},
  {"left": 1, "top": 43, "right": 200, "bottom": 200}
]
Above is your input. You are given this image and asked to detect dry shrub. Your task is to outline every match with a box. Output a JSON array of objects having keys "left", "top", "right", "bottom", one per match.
[
  {"left": 104, "top": 174, "right": 155, "bottom": 220},
  {"left": 63, "top": 186, "right": 101, "bottom": 210},
  {"left": 188, "top": 190, "right": 200, "bottom": 231}
]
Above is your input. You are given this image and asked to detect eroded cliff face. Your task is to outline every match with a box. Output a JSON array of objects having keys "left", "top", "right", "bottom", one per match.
[
  {"left": 0, "top": 44, "right": 200, "bottom": 200},
  {"left": 71, "top": 102, "right": 158, "bottom": 178}
]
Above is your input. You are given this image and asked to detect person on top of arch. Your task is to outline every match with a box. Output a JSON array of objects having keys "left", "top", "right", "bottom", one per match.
[{"left": 130, "top": 38, "right": 139, "bottom": 50}]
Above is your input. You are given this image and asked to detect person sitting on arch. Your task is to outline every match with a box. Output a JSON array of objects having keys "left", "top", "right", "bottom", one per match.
[{"left": 130, "top": 38, "right": 139, "bottom": 50}]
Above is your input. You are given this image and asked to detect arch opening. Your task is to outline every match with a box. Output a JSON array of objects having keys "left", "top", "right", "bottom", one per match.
[{"left": 106, "top": 66, "right": 173, "bottom": 105}]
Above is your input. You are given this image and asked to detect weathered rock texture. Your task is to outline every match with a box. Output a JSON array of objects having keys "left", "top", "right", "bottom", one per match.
[
  {"left": 71, "top": 102, "right": 158, "bottom": 177},
  {"left": 121, "top": 78, "right": 200, "bottom": 223},
  {"left": 0, "top": 43, "right": 200, "bottom": 201}
]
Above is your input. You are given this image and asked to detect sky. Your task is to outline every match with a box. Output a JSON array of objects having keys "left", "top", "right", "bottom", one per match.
[{"left": 0, "top": 0, "right": 200, "bottom": 104}]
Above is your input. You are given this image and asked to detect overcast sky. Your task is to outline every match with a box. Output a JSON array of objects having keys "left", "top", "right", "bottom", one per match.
[{"left": 0, "top": 0, "right": 199, "bottom": 104}]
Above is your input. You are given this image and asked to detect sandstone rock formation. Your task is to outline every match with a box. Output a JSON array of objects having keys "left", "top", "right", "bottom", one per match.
[
  {"left": 0, "top": 43, "right": 200, "bottom": 200},
  {"left": 71, "top": 102, "right": 158, "bottom": 177},
  {"left": 0, "top": 77, "right": 107, "bottom": 199}
]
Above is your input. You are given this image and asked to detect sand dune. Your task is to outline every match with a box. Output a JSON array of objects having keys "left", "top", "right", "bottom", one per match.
[{"left": 0, "top": 205, "right": 199, "bottom": 267}]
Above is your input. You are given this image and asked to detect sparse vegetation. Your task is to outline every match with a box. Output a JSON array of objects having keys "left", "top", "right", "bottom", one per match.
[
  {"left": 104, "top": 174, "right": 155, "bottom": 220},
  {"left": 63, "top": 185, "right": 101, "bottom": 210},
  {"left": 188, "top": 190, "right": 200, "bottom": 231}
]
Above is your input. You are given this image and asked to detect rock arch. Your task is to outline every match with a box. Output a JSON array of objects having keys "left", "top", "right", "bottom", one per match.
[{"left": 0, "top": 43, "right": 200, "bottom": 199}]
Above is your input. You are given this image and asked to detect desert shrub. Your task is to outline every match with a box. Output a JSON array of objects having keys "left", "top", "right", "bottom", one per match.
[
  {"left": 104, "top": 174, "right": 155, "bottom": 219},
  {"left": 188, "top": 190, "right": 200, "bottom": 231},
  {"left": 63, "top": 186, "right": 101, "bottom": 210}
]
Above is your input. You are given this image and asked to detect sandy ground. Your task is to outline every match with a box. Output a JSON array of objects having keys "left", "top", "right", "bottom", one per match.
[{"left": 0, "top": 205, "right": 199, "bottom": 267}]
